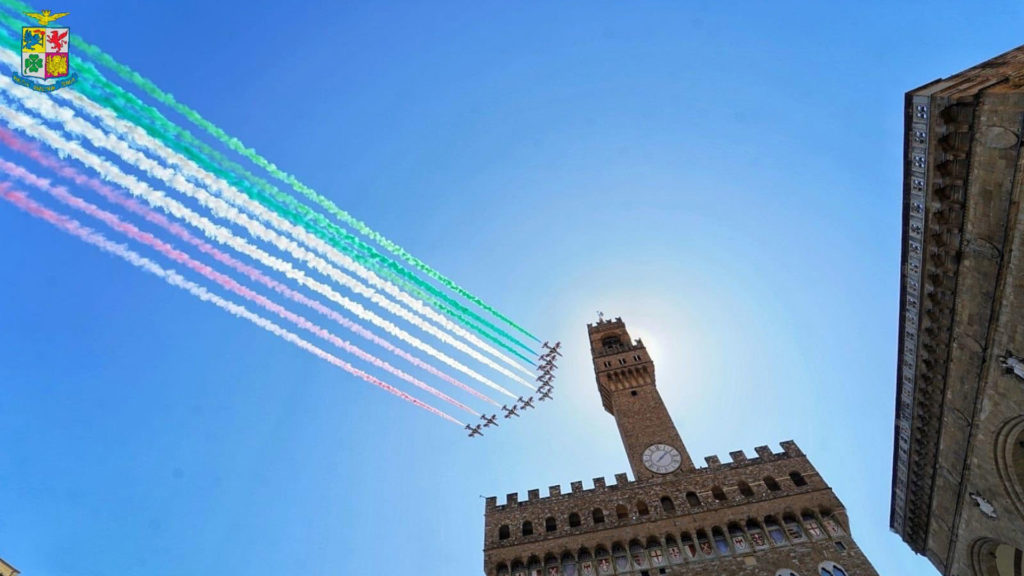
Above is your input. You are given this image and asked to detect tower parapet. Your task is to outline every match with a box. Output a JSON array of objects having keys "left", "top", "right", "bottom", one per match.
[{"left": 481, "top": 319, "right": 878, "bottom": 576}]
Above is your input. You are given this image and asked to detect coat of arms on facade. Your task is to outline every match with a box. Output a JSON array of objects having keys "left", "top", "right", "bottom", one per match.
[{"left": 13, "top": 9, "right": 77, "bottom": 92}]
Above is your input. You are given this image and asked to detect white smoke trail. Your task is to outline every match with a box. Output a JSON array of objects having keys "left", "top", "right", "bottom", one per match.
[
  {"left": 55, "top": 83, "right": 535, "bottom": 380},
  {"left": 0, "top": 64, "right": 533, "bottom": 388},
  {"left": 0, "top": 183, "right": 464, "bottom": 426},
  {"left": 0, "top": 91, "right": 519, "bottom": 399}
]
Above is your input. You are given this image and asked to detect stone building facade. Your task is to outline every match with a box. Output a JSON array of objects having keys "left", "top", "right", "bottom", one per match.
[
  {"left": 0, "top": 557, "right": 18, "bottom": 576},
  {"left": 483, "top": 318, "right": 878, "bottom": 576},
  {"left": 890, "top": 45, "right": 1024, "bottom": 576}
]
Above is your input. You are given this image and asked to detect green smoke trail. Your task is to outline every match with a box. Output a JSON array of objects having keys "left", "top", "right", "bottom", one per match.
[
  {"left": 0, "top": 12, "right": 537, "bottom": 359},
  {"left": 1, "top": 0, "right": 539, "bottom": 345}
]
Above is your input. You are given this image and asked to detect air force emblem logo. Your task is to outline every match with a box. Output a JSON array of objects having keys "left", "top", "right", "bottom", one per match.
[{"left": 13, "top": 9, "right": 77, "bottom": 92}]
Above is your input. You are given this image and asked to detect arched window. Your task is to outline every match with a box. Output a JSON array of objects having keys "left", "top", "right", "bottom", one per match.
[
  {"left": 510, "top": 560, "right": 525, "bottom": 575},
  {"left": 790, "top": 471, "right": 808, "bottom": 487},
  {"left": 568, "top": 512, "right": 581, "bottom": 528},
  {"left": 764, "top": 475, "right": 781, "bottom": 491},
  {"left": 686, "top": 491, "right": 701, "bottom": 507},
  {"left": 629, "top": 540, "right": 648, "bottom": 569},
  {"left": 696, "top": 529, "right": 713, "bottom": 557},
  {"left": 783, "top": 512, "right": 806, "bottom": 542},
  {"left": 545, "top": 516, "right": 557, "bottom": 532},
  {"left": 496, "top": 562, "right": 509, "bottom": 576},
  {"left": 602, "top": 336, "right": 622, "bottom": 349},
  {"left": 802, "top": 511, "right": 825, "bottom": 539},
  {"left": 712, "top": 486, "right": 728, "bottom": 501},
  {"left": 765, "top": 515, "right": 786, "bottom": 545},
  {"left": 664, "top": 535, "right": 681, "bottom": 564},
  {"left": 522, "top": 520, "right": 533, "bottom": 536},
  {"left": 680, "top": 532, "right": 697, "bottom": 559},
  {"left": 775, "top": 570, "right": 800, "bottom": 576},
  {"left": 560, "top": 552, "right": 576, "bottom": 575},
  {"left": 612, "top": 543, "right": 629, "bottom": 571},
  {"left": 527, "top": 556, "right": 542, "bottom": 574},
  {"left": 577, "top": 548, "right": 593, "bottom": 575},
  {"left": 746, "top": 518, "right": 767, "bottom": 548},
  {"left": 636, "top": 500, "right": 650, "bottom": 516},
  {"left": 660, "top": 496, "right": 675, "bottom": 513},
  {"left": 712, "top": 526, "right": 731, "bottom": 555},
  {"left": 728, "top": 522, "right": 747, "bottom": 552},
  {"left": 615, "top": 504, "right": 628, "bottom": 520},
  {"left": 592, "top": 508, "right": 605, "bottom": 524},
  {"left": 819, "top": 561, "right": 848, "bottom": 576},
  {"left": 738, "top": 480, "right": 754, "bottom": 497},
  {"left": 498, "top": 524, "right": 510, "bottom": 540}
]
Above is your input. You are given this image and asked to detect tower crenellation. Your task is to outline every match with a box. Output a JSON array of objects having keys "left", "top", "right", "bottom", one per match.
[{"left": 482, "top": 319, "right": 877, "bottom": 576}]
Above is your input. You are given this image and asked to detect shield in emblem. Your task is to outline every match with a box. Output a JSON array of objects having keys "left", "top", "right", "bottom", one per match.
[{"left": 22, "top": 25, "right": 69, "bottom": 79}]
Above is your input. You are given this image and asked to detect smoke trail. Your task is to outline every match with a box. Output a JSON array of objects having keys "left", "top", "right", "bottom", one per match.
[
  {"left": 48, "top": 78, "right": 536, "bottom": 377},
  {"left": 0, "top": 73, "right": 536, "bottom": 389},
  {"left": 0, "top": 182, "right": 464, "bottom": 426},
  {"left": 0, "top": 8, "right": 539, "bottom": 346},
  {"left": 0, "top": 95, "right": 520, "bottom": 399},
  {"left": 0, "top": 158, "right": 480, "bottom": 416},
  {"left": 0, "top": 127, "right": 496, "bottom": 407}
]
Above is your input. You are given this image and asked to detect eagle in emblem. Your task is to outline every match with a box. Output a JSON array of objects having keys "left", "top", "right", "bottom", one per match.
[{"left": 24, "top": 9, "right": 69, "bottom": 26}]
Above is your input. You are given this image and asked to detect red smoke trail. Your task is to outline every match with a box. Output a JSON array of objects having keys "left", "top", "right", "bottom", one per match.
[
  {"left": 0, "top": 182, "right": 464, "bottom": 426},
  {"left": 0, "top": 126, "right": 497, "bottom": 407},
  {"left": 0, "top": 160, "right": 477, "bottom": 416}
]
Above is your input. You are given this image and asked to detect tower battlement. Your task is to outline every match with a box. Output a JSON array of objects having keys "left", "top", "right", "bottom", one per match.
[
  {"left": 486, "top": 441, "right": 807, "bottom": 512},
  {"left": 480, "top": 319, "right": 877, "bottom": 576}
]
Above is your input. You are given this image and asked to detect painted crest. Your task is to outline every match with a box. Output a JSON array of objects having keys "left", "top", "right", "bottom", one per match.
[{"left": 13, "top": 9, "right": 78, "bottom": 92}]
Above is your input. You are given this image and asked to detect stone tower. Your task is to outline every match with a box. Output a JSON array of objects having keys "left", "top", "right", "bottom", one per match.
[{"left": 482, "top": 317, "right": 878, "bottom": 576}]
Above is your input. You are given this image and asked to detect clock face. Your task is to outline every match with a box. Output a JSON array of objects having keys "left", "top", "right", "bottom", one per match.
[{"left": 642, "top": 443, "right": 681, "bottom": 474}]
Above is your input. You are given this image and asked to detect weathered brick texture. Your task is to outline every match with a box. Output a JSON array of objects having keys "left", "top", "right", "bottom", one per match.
[{"left": 483, "top": 319, "right": 878, "bottom": 576}]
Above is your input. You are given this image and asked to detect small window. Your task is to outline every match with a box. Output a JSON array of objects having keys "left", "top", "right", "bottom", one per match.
[
  {"left": 775, "top": 570, "right": 801, "bottom": 576},
  {"left": 603, "top": 360, "right": 612, "bottom": 368},
  {"left": 764, "top": 476, "right": 781, "bottom": 491},
  {"left": 498, "top": 524, "right": 510, "bottom": 540},
  {"left": 619, "top": 358, "right": 627, "bottom": 365},
  {"left": 569, "top": 513, "right": 581, "bottom": 528},
  {"left": 660, "top": 496, "right": 675, "bottom": 513},
  {"left": 737, "top": 481, "right": 754, "bottom": 497},
  {"left": 593, "top": 508, "right": 605, "bottom": 524},
  {"left": 522, "top": 521, "right": 533, "bottom": 536},
  {"left": 834, "top": 540, "right": 847, "bottom": 552},
  {"left": 712, "top": 486, "right": 727, "bottom": 501},
  {"left": 633, "top": 354, "right": 642, "bottom": 362},
  {"left": 631, "top": 390, "right": 638, "bottom": 396},
  {"left": 686, "top": 491, "right": 701, "bottom": 507},
  {"left": 637, "top": 500, "right": 650, "bottom": 516},
  {"left": 616, "top": 504, "right": 628, "bottom": 520},
  {"left": 790, "top": 471, "right": 808, "bottom": 487},
  {"left": 545, "top": 516, "right": 557, "bottom": 532}
]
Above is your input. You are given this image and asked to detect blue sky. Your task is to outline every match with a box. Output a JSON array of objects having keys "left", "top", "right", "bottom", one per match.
[{"left": 0, "top": 1, "right": 1021, "bottom": 575}]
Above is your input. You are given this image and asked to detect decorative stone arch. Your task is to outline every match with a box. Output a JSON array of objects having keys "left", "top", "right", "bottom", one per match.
[
  {"left": 972, "top": 538, "right": 1024, "bottom": 576},
  {"left": 818, "top": 560, "right": 848, "bottom": 576},
  {"left": 995, "top": 415, "right": 1024, "bottom": 521}
]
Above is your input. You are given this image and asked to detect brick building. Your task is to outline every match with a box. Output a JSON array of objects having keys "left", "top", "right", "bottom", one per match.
[
  {"left": 890, "top": 45, "right": 1024, "bottom": 575},
  {"left": 482, "top": 318, "right": 878, "bottom": 576}
]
